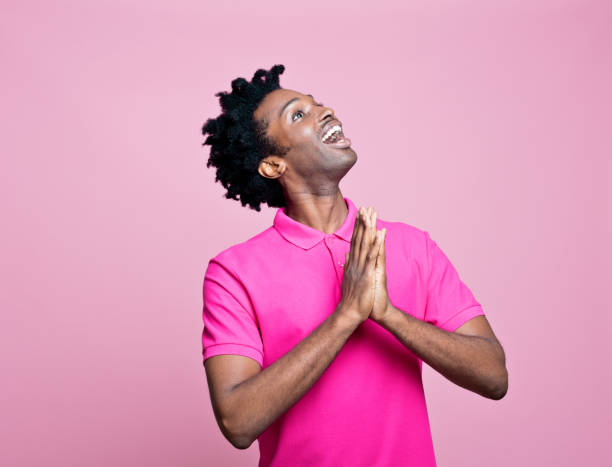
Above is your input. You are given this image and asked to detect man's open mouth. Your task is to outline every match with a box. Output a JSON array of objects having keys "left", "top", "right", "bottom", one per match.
[{"left": 321, "top": 124, "right": 344, "bottom": 144}]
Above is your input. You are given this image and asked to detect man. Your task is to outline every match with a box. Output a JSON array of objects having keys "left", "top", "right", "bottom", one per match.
[{"left": 201, "top": 64, "right": 508, "bottom": 466}]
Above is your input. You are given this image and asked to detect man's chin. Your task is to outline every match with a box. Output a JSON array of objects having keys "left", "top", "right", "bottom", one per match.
[
  {"left": 321, "top": 142, "right": 356, "bottom": 157},
  {"left": 335, "top": 148, "right": 358, "bottom": 173},
  {"left": 337, "top": 146, "right": 357, "bottom": 161}
]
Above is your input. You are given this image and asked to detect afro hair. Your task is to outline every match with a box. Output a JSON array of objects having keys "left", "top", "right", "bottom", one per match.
[{"left": 202, "top": 64, "right": 290, "bottom": 212}]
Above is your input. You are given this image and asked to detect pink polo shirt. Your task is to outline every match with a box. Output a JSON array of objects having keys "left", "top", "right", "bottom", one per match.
[{"left": 202, "top": 196, "right": 485, "bottom": 466}]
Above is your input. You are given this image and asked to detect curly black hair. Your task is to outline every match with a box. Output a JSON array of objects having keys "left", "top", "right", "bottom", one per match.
[{"left": 202, "top": 64, "right": 290, "bottom": 212}]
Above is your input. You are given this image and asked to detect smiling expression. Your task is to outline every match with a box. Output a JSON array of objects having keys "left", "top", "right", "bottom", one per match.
[{"left": 253, "top": 88, "right": 357, "bottom": 186}]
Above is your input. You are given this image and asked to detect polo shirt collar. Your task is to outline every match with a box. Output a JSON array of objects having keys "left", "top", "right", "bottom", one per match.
[{"left": 273, "top": 196, "right": 358, "bottom": 250}]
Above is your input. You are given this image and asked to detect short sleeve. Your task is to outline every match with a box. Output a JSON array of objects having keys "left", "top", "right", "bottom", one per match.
[
  {"left": 423, "top": 231, "right": 485, "bottom": 332},
  {"left": 202, "top": 258, "right": 264, "bottom": 367}
]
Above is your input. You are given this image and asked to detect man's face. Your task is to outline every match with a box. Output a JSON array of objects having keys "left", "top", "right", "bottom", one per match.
[{"left": 253, "top": 88, "right": 357, "bottom": 185}]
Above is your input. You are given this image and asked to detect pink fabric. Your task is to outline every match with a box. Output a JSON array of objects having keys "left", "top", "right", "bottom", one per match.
[{"left": 202, "top": 196, "right": 485, "bottom": 466}]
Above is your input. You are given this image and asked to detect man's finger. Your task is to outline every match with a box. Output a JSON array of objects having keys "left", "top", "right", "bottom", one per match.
[
  {"left": 368, "top": 229, "right": 383, "bottom": 268},
  {"left": 351, "top": 208, "right": 365, "bottom": 264},
  {"left": 359, "top": 208, "right": 376, "bottom": 268},
  {"left": 347, "top": 209, "right": 359, "bottom": 265},
  {"left": 375, "top": 228, "right": 387, "bottom": 272},
  {"left": 358, "top": 208, "right": 371, "bottom": 267},
  {"left": 349, "top": 206, "right": 360, "bottom": 246}
]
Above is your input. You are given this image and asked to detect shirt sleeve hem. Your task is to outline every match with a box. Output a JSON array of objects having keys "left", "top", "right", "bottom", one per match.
[
  {"left": 438, "top": 305, "right": 485, "bottom": 333},
  {"left": 203, "top": 343, "right": 264, "bottom": 367}
]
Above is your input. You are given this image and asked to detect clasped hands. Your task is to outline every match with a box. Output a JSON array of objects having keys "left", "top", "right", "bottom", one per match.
[{"left": 339, "top": 206, "right": 392, "bottom": 324}]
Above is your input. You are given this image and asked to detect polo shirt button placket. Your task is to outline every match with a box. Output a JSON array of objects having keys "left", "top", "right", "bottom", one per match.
[{"left": 324, "top": 235, "right": 344, "bottom": 286}]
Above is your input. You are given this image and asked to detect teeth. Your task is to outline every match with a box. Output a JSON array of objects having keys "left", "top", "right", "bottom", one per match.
[{"left": 322, "top": 125, "right": 342, "bottom": 142}]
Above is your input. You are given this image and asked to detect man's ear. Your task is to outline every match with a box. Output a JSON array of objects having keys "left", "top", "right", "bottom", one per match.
[{"left": 258, "top": 157, "right": 286, "bottom": 179}]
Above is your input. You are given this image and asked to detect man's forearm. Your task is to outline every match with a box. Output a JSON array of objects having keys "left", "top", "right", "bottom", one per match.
[
  {"left": 225, "top": 307, "right": 361, "bottom": 448},
  {"left": 374, "top": 305, "right": 507, "bottom": 399}
]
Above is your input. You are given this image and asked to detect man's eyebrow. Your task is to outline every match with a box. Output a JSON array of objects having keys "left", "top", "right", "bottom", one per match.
[{"left": 279, "top": 94, "right": 314, "bottom": 118}]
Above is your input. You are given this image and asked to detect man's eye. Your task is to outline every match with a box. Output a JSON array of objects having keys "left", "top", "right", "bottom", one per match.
[{"left": 292, "top": 110, "right": 304, "bottom": 121}]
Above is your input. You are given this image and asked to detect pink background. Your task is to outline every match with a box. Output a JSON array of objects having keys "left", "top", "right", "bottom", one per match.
[{"left": 2, "top": 1, "right": 610, "bottom": 466}]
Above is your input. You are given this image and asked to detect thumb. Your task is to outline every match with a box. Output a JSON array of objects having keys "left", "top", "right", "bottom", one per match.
[
  {"left": 377, "top": 228, "right": 387, "bottom": 272},
  {"left": 375, "top": 230, "right": 384, "bottom": 272}
]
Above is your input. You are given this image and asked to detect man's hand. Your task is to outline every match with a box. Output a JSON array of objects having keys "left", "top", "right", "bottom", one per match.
[
  {"left": 337, "top": 206, "right": 384, "bottom": 324},
  {"left": 367, "top": 208, "right": 391, "bottom": 324}
]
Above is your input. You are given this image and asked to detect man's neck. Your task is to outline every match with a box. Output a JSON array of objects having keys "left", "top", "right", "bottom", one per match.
[{"left": 284, "top": 191, "right": 348, "bottom": 235}]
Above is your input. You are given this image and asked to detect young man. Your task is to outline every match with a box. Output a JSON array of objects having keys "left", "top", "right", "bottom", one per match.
[{"left": 201, "top": 64, "right": 507, "bottom": 466}]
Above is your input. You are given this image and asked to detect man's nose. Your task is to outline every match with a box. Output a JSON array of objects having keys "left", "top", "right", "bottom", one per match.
[{"left": 318, "top": 105, "right": 335, "bottom": 123}]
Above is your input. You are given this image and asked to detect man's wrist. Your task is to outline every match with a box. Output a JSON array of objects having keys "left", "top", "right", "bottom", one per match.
[
  {"left": 333, "top": 303, "right": 364, "bottom": 332},
  {"left": 374, "top": 302, "right": 398, "bottom": 329}
]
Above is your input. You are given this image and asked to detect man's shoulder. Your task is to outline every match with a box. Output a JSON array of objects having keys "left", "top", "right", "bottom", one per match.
[
  {"left": 380, "top": 218, "right": 427, "bottom": 242},
  {"left": 377, "top": 218, "right": 430, "bottom": 261},
  {"left": 382, "top": 218, "right": 424, "bottom": 234},
  {"left": 207, "top": 225, "right": 279, "bottom": 271}
]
